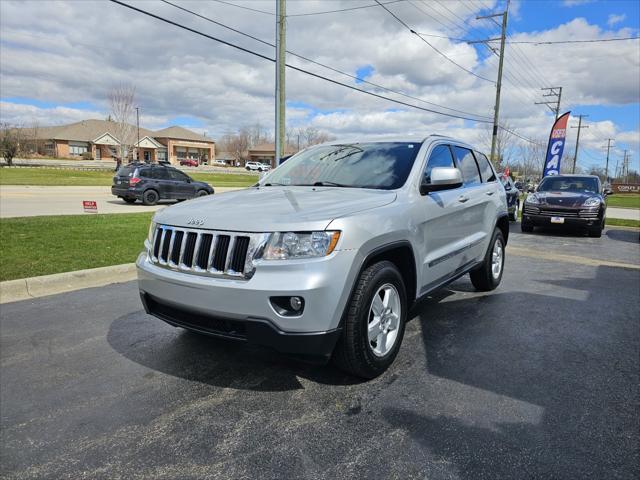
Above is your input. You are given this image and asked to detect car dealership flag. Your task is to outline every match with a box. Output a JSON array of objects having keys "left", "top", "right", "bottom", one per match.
[{"left": 542, "top": 112, "right": 571, "bottom": 177}]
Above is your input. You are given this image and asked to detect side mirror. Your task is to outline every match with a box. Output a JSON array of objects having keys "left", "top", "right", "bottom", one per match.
[
  {"left": 527, "top": 187, "right": 535, "bottom": 193},
  {"left": 420, "top": 167, "right": 463, "bottom": 195}
]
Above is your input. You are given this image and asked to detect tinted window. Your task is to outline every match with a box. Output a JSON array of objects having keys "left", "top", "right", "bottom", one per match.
[
  {"left": 169, "top": 169, "right": 190, "bottom": 182},
  {"left": 138, "top": 168, "right": 152, "bottom": 178},
  {"left": 424, "top": 144, "right": 454, "bottom": 183},
  {"left": 116, "top": 166, "right": 136, "bottom": 177},
  {"left": 151, "top": 168, "right": 171, "bottom": 180},
  {"left": 452, "top": 146, "right": 481, "bottom": 186},
  {"left": 474, "top": 151, "right": 496, "bottom": 182},
  {"left": 537, "top": 176, "right": 599, "bottom": 194},
  {"left": 264, "top": 142, "right": 420, "bottom": 190}
]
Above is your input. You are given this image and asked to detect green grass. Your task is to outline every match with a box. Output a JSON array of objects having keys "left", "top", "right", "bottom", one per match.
[
  {"left": 607, "top": 193, "right": 640, "bottom": 209},
  {"left": 605, "top": 218, "right": 640, "bottom": 228},
  {"left": 0, "top": 213, "right": 153, "bottom": 281},
  {"left": 0, "top": 167, "right": 258, "bottom": 187}
]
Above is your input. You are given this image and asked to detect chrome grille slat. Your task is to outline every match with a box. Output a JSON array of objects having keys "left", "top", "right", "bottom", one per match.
[{"left": 148, "top": 226, "right": 265, "bottom": 280}]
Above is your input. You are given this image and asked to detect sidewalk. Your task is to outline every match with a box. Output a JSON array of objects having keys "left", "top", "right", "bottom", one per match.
[{"left": 607, "top": 207, "right": 640, "bottom": 221}]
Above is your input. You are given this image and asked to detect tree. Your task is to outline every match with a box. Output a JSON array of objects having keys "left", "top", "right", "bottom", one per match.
[
  {"left": 0, "top": 123, "right": 22, "bottom": 166},
  {"left": 108, "top": 84, "right": 136, "bottom": 160},
  {"left": 480, "top": 122, "right": 518, "bottom": 172}
]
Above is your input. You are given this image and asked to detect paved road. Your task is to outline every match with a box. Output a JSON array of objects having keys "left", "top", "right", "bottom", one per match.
[
  {"left": 1, "top": 225, "right": 638, "bottom": 479},
  {"left": 0, "top": 186, "right": 243, "bottom": 218},
  {"left": 607, "top": 206, "right": 640, "bottom": 221}
]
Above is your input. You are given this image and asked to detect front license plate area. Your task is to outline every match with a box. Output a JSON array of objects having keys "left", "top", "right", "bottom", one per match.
[{"left": 551, "top": 216, "right": 565, "bottom": 224}]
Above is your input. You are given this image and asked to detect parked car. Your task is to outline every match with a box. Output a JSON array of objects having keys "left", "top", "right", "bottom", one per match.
[
  {"left": 111, "top": 163, "right": 214, "bottom": 205},
  {"left": 245, "top": 161, "right": 270, "bottom": 172},
  {"left": 521, "top": 174, "right": 606, "bottom": 237},
  {"left": 499, "top": 174, "right": 520, "bottom": 221},
  {"left": 179, "top": 159, "right": 198, "bottom": 167},
  {"left": 213, "top": 160, "right": 227, "bottom": 166},
  {"left": 137, "top": 137, "right": 509, "bottom": 378}
]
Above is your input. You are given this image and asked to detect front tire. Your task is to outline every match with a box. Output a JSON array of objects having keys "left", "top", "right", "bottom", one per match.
[
  {"left": 333, "top": 261, "right": 407, "bottom": 379},
  {"left": 469, "top": 228, "right": 505, "bottom": 292},
  {"left": 142, "top": 189, "right": 159, "bottom": 206},
  {"left": 196, "top": 189, "right": 209, "bottom": 198}
]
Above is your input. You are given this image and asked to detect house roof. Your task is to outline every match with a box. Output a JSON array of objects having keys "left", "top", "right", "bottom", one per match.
[
  {"left": 153, "top": 126, "right": 212, "bottom": 143},
  {"left": 249, "top": 143, "right": 296, "bottom": 154},
  {"left": 28, "top": 119, "right": 213, "bottom": 144}
]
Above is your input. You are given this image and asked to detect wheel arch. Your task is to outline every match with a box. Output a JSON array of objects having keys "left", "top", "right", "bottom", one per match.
[
  {"left": 357, "top": 241, "right": 418, "bottom": 306},
  {"left": 496, "top": 214, "right": 509, "bottom": 245}
]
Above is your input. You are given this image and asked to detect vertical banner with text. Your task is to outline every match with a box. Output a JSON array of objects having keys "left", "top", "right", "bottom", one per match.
[{"left": 542, "top": 111, "right": 571, "bottom": 177}]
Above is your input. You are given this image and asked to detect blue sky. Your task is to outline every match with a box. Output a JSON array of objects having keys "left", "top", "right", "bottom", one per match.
[{"left": 0, "top": 0, "right": 638, "bottom": 170}]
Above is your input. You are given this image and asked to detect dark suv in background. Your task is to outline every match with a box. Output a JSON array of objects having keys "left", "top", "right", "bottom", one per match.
[{"left": 111, "top": 163, "right": 214, "bottom": 205}]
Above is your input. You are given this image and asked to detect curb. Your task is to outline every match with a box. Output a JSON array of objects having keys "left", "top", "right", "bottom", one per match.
[{"left": 0, "top": 263, "right": 136, "bottom": 304}]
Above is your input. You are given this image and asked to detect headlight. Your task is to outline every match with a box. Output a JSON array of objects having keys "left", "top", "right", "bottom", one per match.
[
  {"left": 261, "top": 231, "right": 341, "bottom": 260},
  {"left": 583, "top": 197, "right": 600, "bottom": 207},
  {"left": 147, "top": 221, "right": 156, "bottom": 243},
  {"left": 526, "top": 195, "right": 540, "bottom": 205}
]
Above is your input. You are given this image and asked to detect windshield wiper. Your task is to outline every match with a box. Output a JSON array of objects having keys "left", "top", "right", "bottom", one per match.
[
  {"left": 262, "top": 182, "right": 287, "bottom": 186},
  {"left": 318, "top": 144, "right": 363, "bottom": 162}
]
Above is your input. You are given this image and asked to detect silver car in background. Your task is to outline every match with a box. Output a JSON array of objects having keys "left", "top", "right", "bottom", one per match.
[{"left": 137, "top": 135, "right": 509, "bottom": 378}]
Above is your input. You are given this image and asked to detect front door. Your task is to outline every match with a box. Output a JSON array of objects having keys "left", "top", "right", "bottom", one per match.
[
  {"left": 144, "top": 151, "right": 151, "bottom": 162},
  {"left": 95, "top": 147, "right": 101, "bottom": 160},
  {"left": 416, "top": 144, "right": 471, "bottom": 292},
  {"left": 170, "top": 169, "right": 195, "bottom": 199}
]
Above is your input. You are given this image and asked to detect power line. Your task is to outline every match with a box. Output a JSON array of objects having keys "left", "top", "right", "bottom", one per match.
[
  {"left": 109, "top": 0, "right": 494, "bottom": 123},
  {"left": 501, "top": 35, "right": 640, "bottom": 45},
  {"left": 161, "top": 0, "right": 492, "bottom": 120},
  {"left": 209, "top": 0, "right": 273, "bottom": 16},
  {"left": 374, "top": 0, "right": 496, "bottom": 83},
  {"left": 287, "top": 0, "right": 406, "bottom": 17}
]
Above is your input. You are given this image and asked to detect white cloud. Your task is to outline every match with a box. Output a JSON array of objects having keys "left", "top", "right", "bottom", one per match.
[
  {"left": 607, "top": 14, "right": 626, "bottom": 27},
  {"left": 562, "top": 0, "right": 595, "bottom": 7},
  {"left": 0, "top": 0, "right": 637, "bottom": 167}
]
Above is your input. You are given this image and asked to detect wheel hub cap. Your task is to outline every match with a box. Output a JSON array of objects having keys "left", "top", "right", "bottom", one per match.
[
  {"left": 491, "top": 239, "right": 503, "bottom": 279},
  {"left": 368, "top": 284, "right": 401, "bottom": 357}
]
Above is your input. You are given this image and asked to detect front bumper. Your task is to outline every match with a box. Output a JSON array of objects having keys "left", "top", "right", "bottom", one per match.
[
  {"left": 136, "top": 248, "right": 359, "bottom": 357},
  {"left": 522, "top": 213, "right": 602, "bottom": 227}
]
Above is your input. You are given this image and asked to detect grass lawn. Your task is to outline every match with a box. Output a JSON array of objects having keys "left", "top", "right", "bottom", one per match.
[
  {"left": 0, "top": 212, "right": 153, "bottom": 281},
  {"left": 0, "top": 167, "right": 258, "bottom": 187},
  {"left": 606, "top": 218, "right": 640, "bottom": 228},
  {"left": 607, "top": 193, "right": 640, "bottom": 209}
]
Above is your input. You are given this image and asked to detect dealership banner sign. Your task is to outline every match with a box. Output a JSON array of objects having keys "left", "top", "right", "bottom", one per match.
[{"left": 542, "top": 111, "right": 571, "bottom": 177}]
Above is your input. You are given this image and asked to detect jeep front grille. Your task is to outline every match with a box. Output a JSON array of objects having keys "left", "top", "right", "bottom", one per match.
[{"left": 149, "top": 225, "right": 267, "bottom": 279}]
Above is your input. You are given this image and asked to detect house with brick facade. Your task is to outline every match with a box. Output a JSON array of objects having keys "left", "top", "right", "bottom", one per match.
[{"left": 27, "top": 119, "right": 215, "bottom": 165}]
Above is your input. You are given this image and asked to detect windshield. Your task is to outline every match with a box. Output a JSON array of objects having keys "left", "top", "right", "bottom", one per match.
[
  {"left": 537, "top": 176, "right": 599, "bottom": 194},
  {"left": 262, "top": 142, "right": 420, "bottom": 190}
]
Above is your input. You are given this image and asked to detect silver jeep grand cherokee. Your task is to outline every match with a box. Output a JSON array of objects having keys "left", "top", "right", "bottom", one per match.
[{"left": 137, "top": 136, "right": 509, "bottom": 378}]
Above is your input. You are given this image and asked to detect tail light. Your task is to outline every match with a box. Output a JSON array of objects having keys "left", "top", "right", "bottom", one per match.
[{"left": 130, "top": 177, "right": 141, "bottom": 185}]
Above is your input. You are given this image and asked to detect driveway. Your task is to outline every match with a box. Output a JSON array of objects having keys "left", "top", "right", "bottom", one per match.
[
  {"left": 606, "top": 206, "right": 640, "bottom": 221},
  {"left": 0, "top": 185, "right": 242, "bottom": 218},
  {"left": 1, "top": 226, "right": 638, "bottom": 479}
]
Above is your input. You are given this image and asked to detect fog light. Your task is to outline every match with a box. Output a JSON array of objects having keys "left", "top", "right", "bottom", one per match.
[
  {"left": 270, "top": 296, "right": 305, "bottom": 317},
  {"left": 290, "top": 296, "right": 303, "bottom": 311}
]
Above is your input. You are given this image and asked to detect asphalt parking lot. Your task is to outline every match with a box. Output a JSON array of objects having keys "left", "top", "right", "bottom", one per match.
[{"left": 1, "top": 225, "right": 639, "bottom": 479}]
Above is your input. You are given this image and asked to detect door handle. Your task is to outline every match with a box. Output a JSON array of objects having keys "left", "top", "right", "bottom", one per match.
[
  {"left": 458, "top": 195, "right": 469, "bottom": 203},
  {"left": 486, "top": 191, "right": 495, "bottom": 196}
]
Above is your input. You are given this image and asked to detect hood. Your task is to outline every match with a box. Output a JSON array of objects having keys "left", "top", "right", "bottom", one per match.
[
  {"left": 533, "top": 191, "right": 600, "bottom": 208},
  {"left": 153, "top": 186, "right": 397, "bottom": 232}
]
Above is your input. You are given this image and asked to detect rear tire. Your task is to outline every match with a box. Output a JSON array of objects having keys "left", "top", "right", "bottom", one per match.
[
  {"left": 521, "top": 221, "right": 534, "bottom": 233},
  {"left": 123, "top": 197, "right": 136, "bottom": 204},
  {"left": 469, "top": 228, "right": 505, "bottom": 292},
  {"left": 142, "top": 189, "right": 159, "bottom": 206},
  {"left": 333, "top": 261, "right": 407, "bottom": 379}
]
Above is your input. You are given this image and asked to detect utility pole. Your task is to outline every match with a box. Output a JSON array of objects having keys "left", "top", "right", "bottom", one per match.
[
  {"left": 275, "top": 0, "right": 286, "bottom": 166},
  {"left": 570, "top": 114, "right": 588, "bottom": 173},
  {"left": 468, "top": 1, "right": 509, "bottom": 164},
  {"left": 536, "top": 87, "right": 563, "bottom": 119},
  {"left": 135, "top": 106, "right": 141, "bottom": 162},
  {"left": 604, "top": 138, "right": 614, "bottom": 183}
]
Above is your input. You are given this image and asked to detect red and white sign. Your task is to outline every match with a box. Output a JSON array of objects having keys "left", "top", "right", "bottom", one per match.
[{"left": 83, "top": 200, "right": 98, "bottom": 214}]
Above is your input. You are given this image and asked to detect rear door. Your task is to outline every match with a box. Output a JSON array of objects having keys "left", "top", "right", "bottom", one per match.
[
  {"left": 451, "top": 145, "right": 489, "bottom": 261},
  {"left": 150, "top": 167, "right": 174, "bottom": 199},
  {"left": 474, "top": 151, "right": 504, "bottom": 246}
]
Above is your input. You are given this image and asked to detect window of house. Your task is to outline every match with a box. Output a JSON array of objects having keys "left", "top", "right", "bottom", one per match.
[
  {"left": 423, "top": 144, "right": 454, "bottom": 184},
  {"left": 44, "top": 142, "right": 55, "bottom": 152},
  {"left": 473, "top": 151, "right": 497, "bottom": 183},
  {"left": 452, "top": 146, "right": 481, "bottom": 186},
  {"left": 69, "top": 144, "right": 88, "bottom": 155}
]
